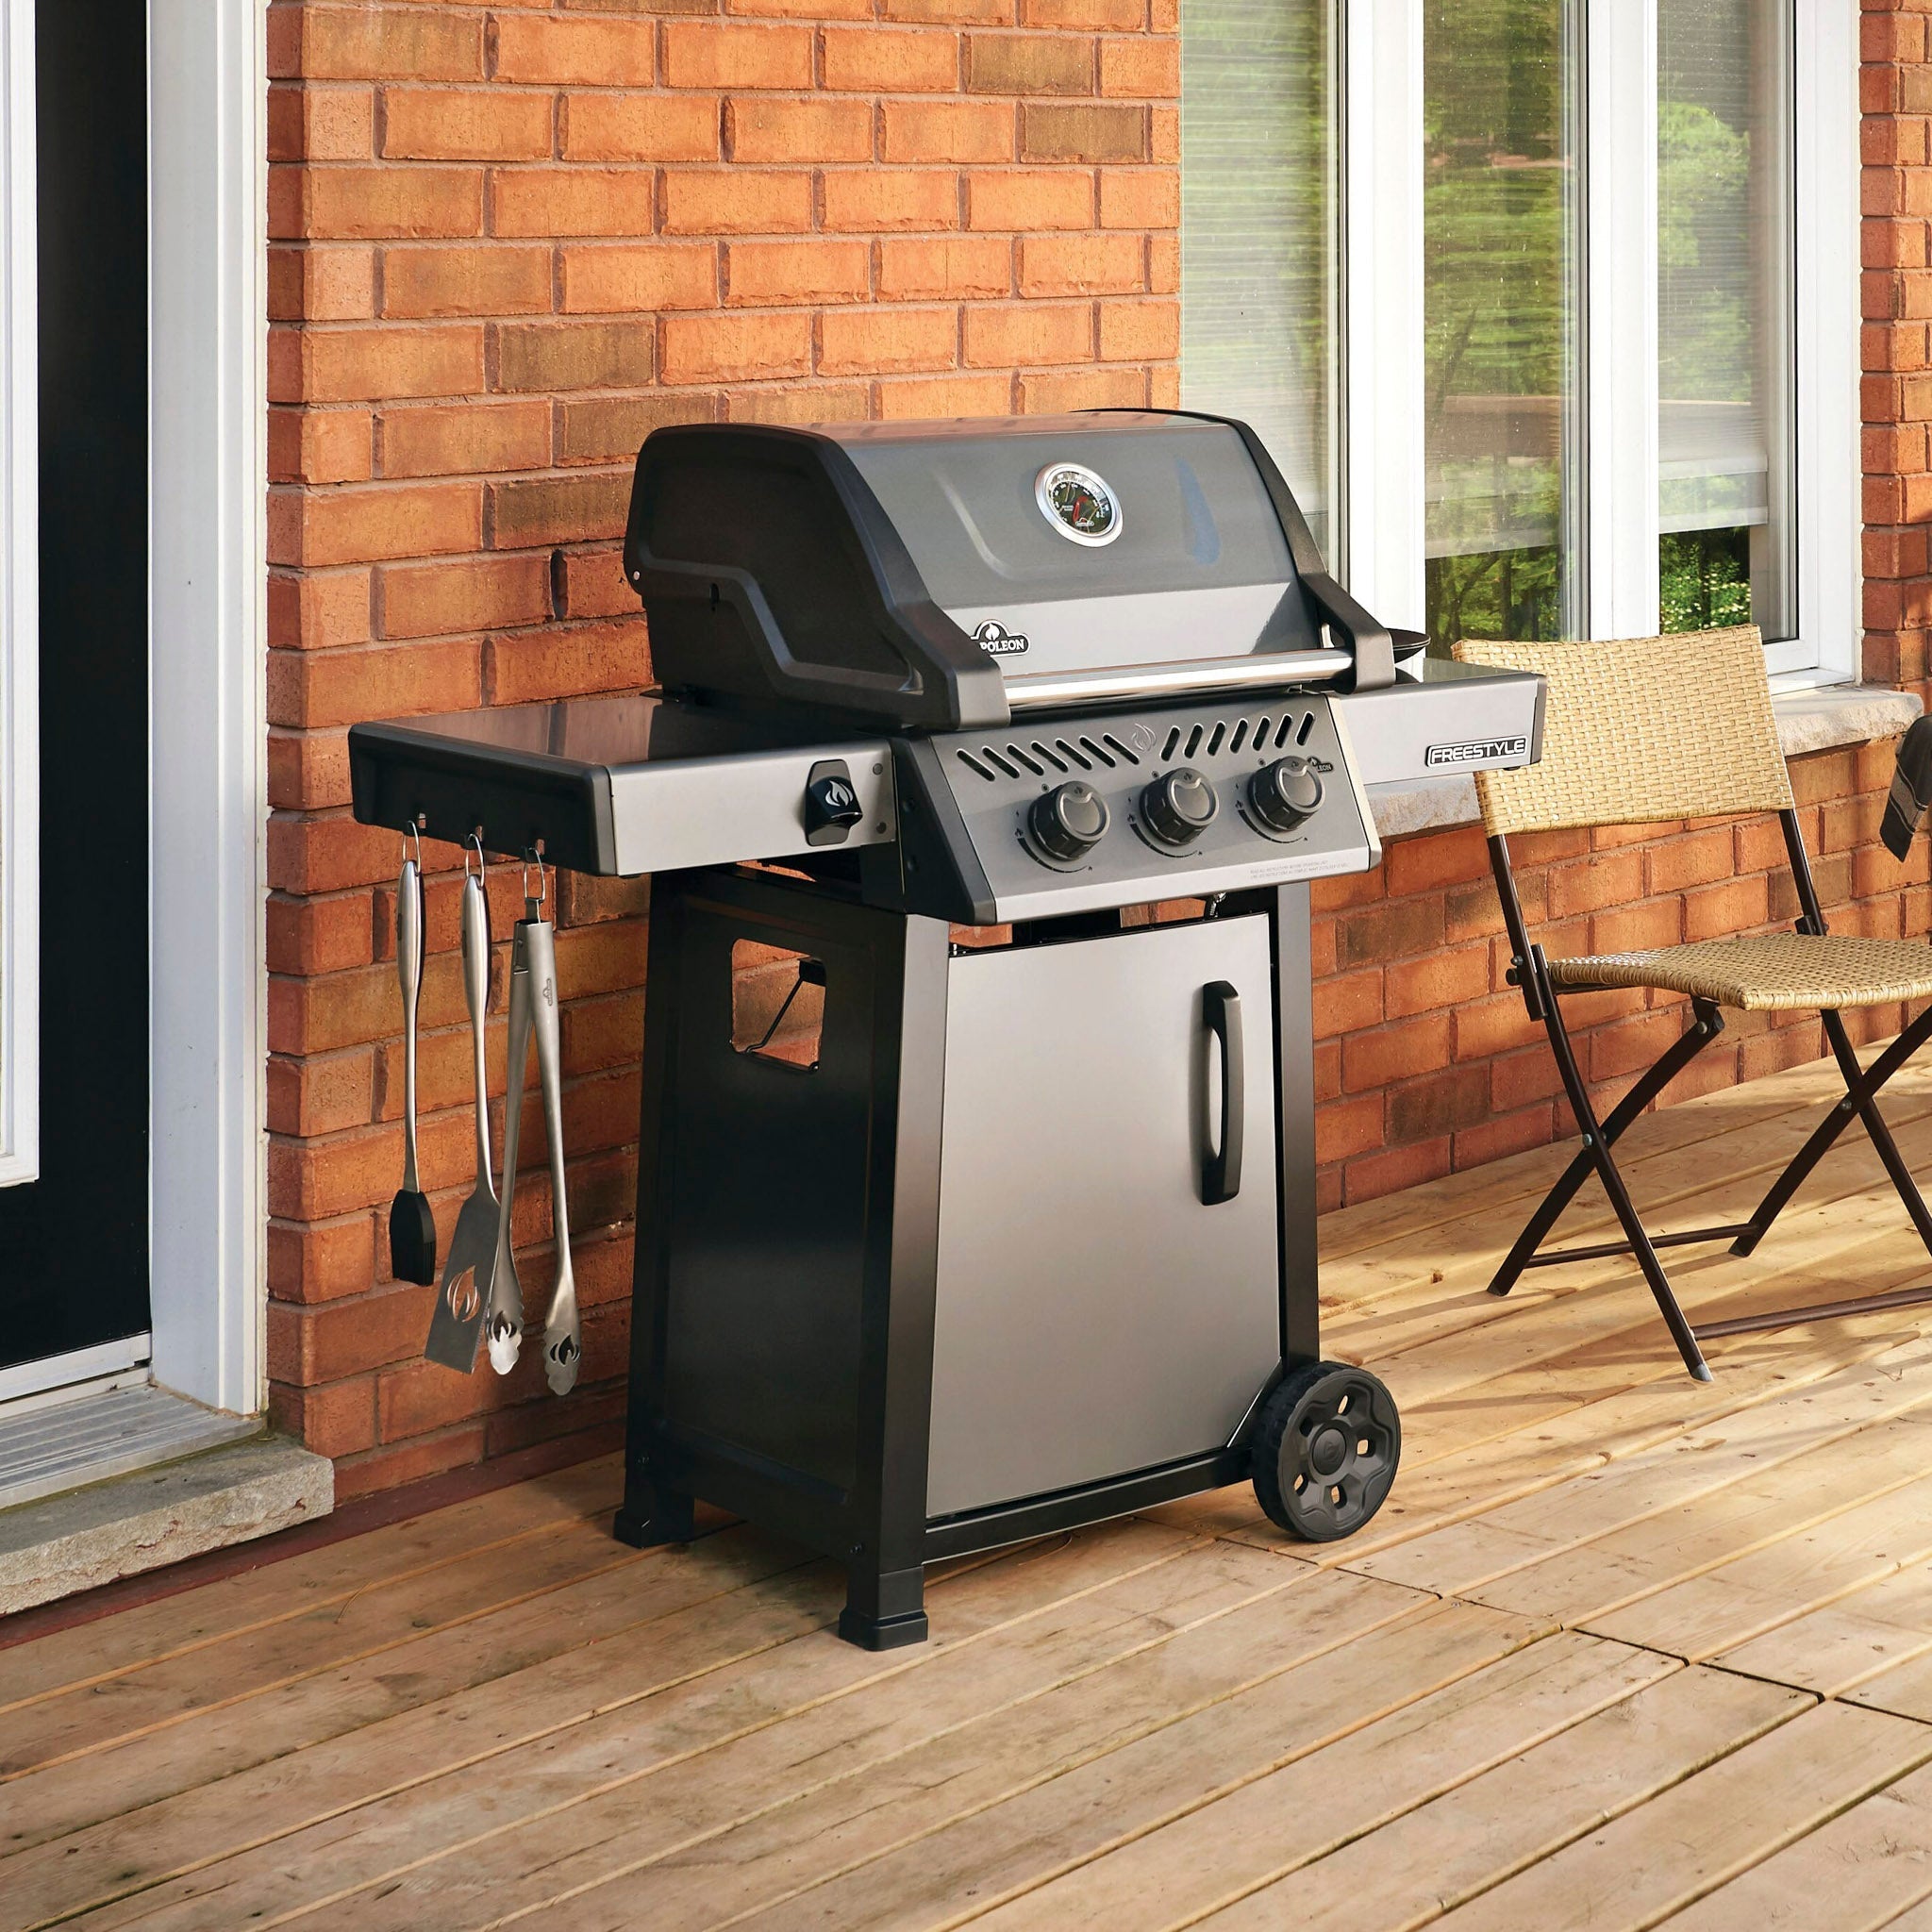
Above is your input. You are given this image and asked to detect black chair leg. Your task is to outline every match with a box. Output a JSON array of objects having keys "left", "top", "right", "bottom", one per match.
[
  {"left": 1489, "top": 1000, "right": 1725, "bottom": 1299},
  {"left": 1729, "top": 1003, "right": 1932, "bottom": 1257},
  {"left": 1529, "top": 950, "right": 1711, "bottom": 1380},
  {"left": 1826, "top": 1008, "right": 1932, "bottom": 1257}
]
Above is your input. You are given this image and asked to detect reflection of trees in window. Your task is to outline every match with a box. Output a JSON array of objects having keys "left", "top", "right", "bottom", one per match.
[
  {"left": 1424, "top": 0, "right": 1578, "bottom": 651},
  {"left": 1179, "top": 0, "right": 1333, "bottom": 548}
]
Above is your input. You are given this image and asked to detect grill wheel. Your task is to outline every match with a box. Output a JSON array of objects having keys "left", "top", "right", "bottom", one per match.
[{"left": 1251, "top": 1360, "right": 1402, "bottom": 1542}]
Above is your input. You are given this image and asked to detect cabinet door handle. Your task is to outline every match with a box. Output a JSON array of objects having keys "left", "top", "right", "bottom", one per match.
[{"left": 1203, "top": 980, "right": 1243, "bottom": 1205}]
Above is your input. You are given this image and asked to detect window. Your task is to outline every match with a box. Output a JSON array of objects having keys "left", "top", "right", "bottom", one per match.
[
  {"left": 1177, "top": 0, "right": 1859, "bottom": 682},
  {"left": 1178, "top": 0, "right": 1337, "bottom": 550}
]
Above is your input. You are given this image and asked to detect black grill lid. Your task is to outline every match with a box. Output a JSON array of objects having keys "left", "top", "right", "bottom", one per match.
[{"left": 623, "top": 409, "right": 1394, "bottom": 734}]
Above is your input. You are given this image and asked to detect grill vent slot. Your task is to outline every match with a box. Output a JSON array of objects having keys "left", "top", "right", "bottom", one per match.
[
  {"left": 957, "top": 748, "right": 995, "bottom": 782},
  {"left": 1078, "top": 736, "right": 1117, "bottom": 770},
  {"left": 1296, "top": 712, "right": 1316, "bottom": 745},
  {"left": 1183, "top": 724, "right": 1204, "bottom": 759},
  {"left": 982, "top": 746, "right": 1020, "bottom": 778},
  {"left": 1161, "top": 726, "right": 1181, "bottom": 761},
  {"left": 1007, "top": 743, "right": 1043, "bottom": 776},
  {"left": 1055, "top": 738, "right": 1093, "bottom": 771},
  {"left": 957, "top": 709, "right": 1320, "bottom": 784},
  {"left": 1102, "top": 733, "right": 1141, "bottom": 766},
  {"left": 1274, "top": 715, "right": 1296, "bottom": 749},
  {"left": 1229, "top": 719, "right": 1250, "bottom": 754},
  {"left": 1031, "top": 740, "right": 1069, "bottom": 774}
]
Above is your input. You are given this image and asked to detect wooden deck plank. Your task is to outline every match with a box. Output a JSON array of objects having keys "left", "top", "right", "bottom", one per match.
[
  {"left": 691, "top": 1602, "right": 1551, "bottom": 1932},
  {"left": 1423, "top": 1702, "right": 1932, "bottom": 1932},
  {"left": 1584, "top": 1470, "right": 1932, "bottom": 1662},
  {"left": 949, "top": 1634, "right": 1680, "bottom": 1932},
  {"left": 1351, "top": 1333, "right": 1932, "bottom": 1601},
  {"left": 0, "top": 1509, "right": 659, "bottom": 1781},
  {"left": 1185, "top": 1665, "right": 1803, "bottom": 1932},
  {"left": 9, "top": 1524, "right": 1262, "bottom": 1932},
  {"left": 256, "top": 1550, "right": 1416, "bottom": 1932},
  {"left": 1656, "top": 1760, "right": 1932, "bottom": 1931},
  {"left": 0, "top": 1457, "right": 627, "bottom": 1713},
  {"left": 1709, "top": 1560, "right": 1932, "bottom": 1698},
  {"left": 0, "top": 1527, "right": 814, "bottom": 1856}
]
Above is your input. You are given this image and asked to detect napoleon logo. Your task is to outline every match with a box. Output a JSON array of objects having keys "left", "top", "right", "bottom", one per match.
[
  {"left": 1424, "top": 736, "right": 1531, "bottom": 769},
  {"left": 821, "top": 778, "right": 855, "bottom": 810},
  {"left": 973, "top": 619, "right": 1031, "bottom": 657}
]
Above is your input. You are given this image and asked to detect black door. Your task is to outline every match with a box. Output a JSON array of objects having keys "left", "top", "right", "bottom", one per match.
[{"left": 0, "top": 0, "right": 149, "bottom": 1374}]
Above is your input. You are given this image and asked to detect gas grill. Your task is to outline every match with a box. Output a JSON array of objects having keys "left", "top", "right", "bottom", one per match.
[{"left": 349, "top": 410, "right": 1545, "bottom": 1649}]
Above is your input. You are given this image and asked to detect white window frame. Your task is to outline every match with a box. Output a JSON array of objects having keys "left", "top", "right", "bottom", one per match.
[
  {"left": 0, "top": 0, "right": 35, "bottom": 1191},
  {"left": 1339, "top": 0, "right": 1861, "bottom": 683}
]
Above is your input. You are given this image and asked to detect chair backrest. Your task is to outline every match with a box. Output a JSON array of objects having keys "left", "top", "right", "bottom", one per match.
[{"left": 1451, "top": 625, "right": 1793, "bottom": 837}]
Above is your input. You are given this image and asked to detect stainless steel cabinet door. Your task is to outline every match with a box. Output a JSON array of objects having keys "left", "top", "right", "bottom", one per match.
[{"left": 927, "top": 915, "right": 1281, "bottom": 1517}]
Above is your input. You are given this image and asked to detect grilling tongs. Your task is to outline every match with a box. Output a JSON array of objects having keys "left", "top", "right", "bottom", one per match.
[
  {"left": 424, "top": 838, "right": 497, "bottom": 1372},
  {"left": 481, "top": 857, "right": 580, "bottom": 1392}
]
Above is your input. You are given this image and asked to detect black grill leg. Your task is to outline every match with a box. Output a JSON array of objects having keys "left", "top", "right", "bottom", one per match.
[
  {"left": 839, "top": 1561, "right": 928, "bottom": 1651},
  {"left": 613, "top": 1473, "right": 695, "bottom": 1550}
]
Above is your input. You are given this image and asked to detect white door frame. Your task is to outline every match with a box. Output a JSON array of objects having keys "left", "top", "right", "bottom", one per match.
[{"left": 147, "top": 0, "right": 268, "bottom": 1416}]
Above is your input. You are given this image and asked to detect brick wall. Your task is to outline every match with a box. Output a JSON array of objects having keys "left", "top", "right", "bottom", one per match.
[
  {"left": 265, "top": 1, "right": 1923, "bottom": 1491},
  {"left": 263, "top": 0, "right": 1184, "bottom": 1497}
]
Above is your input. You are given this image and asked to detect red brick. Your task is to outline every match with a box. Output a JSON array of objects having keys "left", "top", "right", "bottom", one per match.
[
  {"left": 966, "top": 168, "right": 1094, "bottom": 229},
  {"left": 1315, "top": 1093, "right": 1384, "bottom": 1167},
  {"left": 491, "top": 14, "right": 656, "bottom": 87},
  {"left": 381, "top": 89, "right": 553, "bottom": 161},
  {"left": 727, "top": 97, "right": 874, "bottom": 164},
  {"left": 1099, "top": 36, "right": 1179, "bottom": 96},
  {"left": 877, "top": 372, "right": 1015, "bottom": 417},
  {"left": 300, "top": 166, "right": 484, "bottom": 241},
  {"left": 271, "top": 568, "right": 373, "bottom": 651},
  {"left": 379, "top": 401, "right": 550, "bottom": 479},
  {"left": 275, "top": 482, "right": 484, "bottom": 567},
  {"left": 1384, "top": 946, "right": 1490, "bottom": 1020},
  {"left": 296, "top": 325, "right": 484, "bottom": 404},
  {"left": 1019, "top": 231, "right": 1144, "bottom": 295},
  {"left": 1098, "top": 167, "right": 1179, "bottom": 229},
  {"left": 561, "top": 242, "right": 717, "bottom": 314},
  {"left": 495, "top": 320, "right": 655, "bottom": 391},
  {"left": 962, "top": 300, "right": 1091, "bottom": 365},
  {"left": 820, "top": 306, "right": 958, "bottom": 375},
  {"left": 1016, "top": 366, "right": 1145, "bottom": 410},
  {"left": 488, "top": 470, "right": 633, "bottom": 547},
  {"left": 822, "top": 26, "right": 959, "bottom": 92},
  {"left": 286, "top": 8, "right": 482, "bottom": 83},
  {"left": 662, "top": 169, "right": 814, "bottom": 235},
  {"left": 1343, "top": 1136, "right": 1452, "bottom": 1207},
  {"left": 1342, "top": 1014, "right": 1452, "bottom": 1092},
  {"left": 266, "top": 891, "right": 375, "bottom": 975},
  {"left": 332, "top": 1427, "right": 487, "bottom": 1501},
  {"left": 382, "top": 244, "right": 551, "bottom": 319},
  {"left": 1313, "top": 968, "right": 1382, "bottom": 1039},
  {"left": 378, "top": 553, "right": 553, "bottom": 641},
  {"left": 270, "top": 1375, "right": 377, "bottom": 1457},
  {"left": 272, "top": 408, "right": 374, "bottom": 486},
  {"left": 823, "top": 169, "right": 961, "bottom": 232},
  {"left": 881, "top": 100, "right": 1015, "bottom": 163},
  {"left": 660, "top": 23, "right": 814, "bottom": 91},
  {"left": 878, "top": 236, "right": 1012, "bottom": 301},
  {"left": 558, "top": 391, "right": 719, "bottom": 464},
  {"left": 491, "top": 169, "right": 654, "bottom": 238},
  {"left": 1683, "top": 874, "right": 1770, "bottom": 941},
  {"left": 271, "top": 636, "right": 482, "bottom": 730},
  {"left": 562, "top": 93, "right": 720, "bottom": 163},
  {"left": 277, "top": 84, "right": 376, "bottom": 161},
  {"left": 268, "top": 1047, "right": 378, "bottom": 1138},
  {"left": 964, "top": 35, "right": 1095, "bottom": 95},
  {"left": 1020, "top": 100, "right": 1146, "bottom": 161},
  {"left": 659, "top": 309, "right": 814, "bottom": 383},
  {"left": 726, "top": 239, "right": 873, "bottom": 305}
]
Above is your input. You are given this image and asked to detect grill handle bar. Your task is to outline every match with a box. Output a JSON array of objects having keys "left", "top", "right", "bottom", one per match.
[
  {"left": 1202, "top": 981, "right": 1244, "bottom": 1206},
  {"left": 1003, "top": 649, "right": 1353, "bottom": 712}
]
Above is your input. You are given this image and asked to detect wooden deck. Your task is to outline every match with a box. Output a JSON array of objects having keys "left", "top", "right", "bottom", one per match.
[{"left": 22, "top": 1054, "right": 1932, "bottom": 1928}]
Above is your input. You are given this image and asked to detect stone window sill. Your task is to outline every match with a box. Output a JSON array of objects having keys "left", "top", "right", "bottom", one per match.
[{"left": 1364, "top": 682, "right": 1925, "bottom": 841}]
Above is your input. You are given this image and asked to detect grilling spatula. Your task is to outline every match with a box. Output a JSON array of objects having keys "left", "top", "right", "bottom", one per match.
[
  {"left": 526, "top": 908, "right": 581, "bottom": 1394},
  {"left": 388, "top": 840, "right": 437, "bottom": 1286},
  {"left": 424, "top": 847, "right": 498, "bottom": 1372},
  {"left": 483, "top": 913, "right": 535, "bottom": 1374}
]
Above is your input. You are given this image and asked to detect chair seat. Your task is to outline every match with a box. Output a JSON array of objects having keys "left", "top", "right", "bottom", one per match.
[{"left": 1543, "top": 934, "right": 1932, "bottom": 1011}]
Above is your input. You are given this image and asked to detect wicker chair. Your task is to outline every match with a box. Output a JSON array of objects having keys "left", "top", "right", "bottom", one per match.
[{"left": 1452, "top": 625, "right": 1932, "bottom": 1380}]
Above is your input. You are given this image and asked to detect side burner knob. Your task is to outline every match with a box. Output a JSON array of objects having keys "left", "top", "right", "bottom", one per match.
[
  {"left": 1139, "top": 767, "right": 1219, "bottom": 847},
  {"left": 1250, "top": 757, "right": 1324, "bottom": 833},
  {"left": 1028, "top": 781, "right": 1109, "bottom": 862}
]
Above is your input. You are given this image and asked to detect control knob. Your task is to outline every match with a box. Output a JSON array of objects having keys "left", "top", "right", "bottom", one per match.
[
  {"left": 1028, "top": 780, "right": 1109, "bottom": 862},
  {"left": 1139, "top": 767, "right": 1219, "bottom": 847},
  {"left": 1250, "top": 757, "right": 1324, "bottom": 833}
]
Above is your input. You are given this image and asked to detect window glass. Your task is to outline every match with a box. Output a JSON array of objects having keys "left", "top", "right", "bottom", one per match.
[
  {"left": 1179, "top": 0, "right": 1335, "bottom": 553},
  {"left": 1424, "top": 0, "right": 1581, "bottom": 649},
  {"left": 1657, "top": 0, "right": 1793, "bottom": 638}
]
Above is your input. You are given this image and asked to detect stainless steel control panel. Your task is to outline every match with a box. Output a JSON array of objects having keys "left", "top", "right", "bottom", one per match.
[{"left": 931, "top": 692, "right": 1382, "bottom": 922}]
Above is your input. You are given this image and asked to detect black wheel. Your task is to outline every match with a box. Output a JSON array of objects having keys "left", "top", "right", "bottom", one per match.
[{"left": 1251, "top": 1361, "right": 1401, "bottom": 1541}]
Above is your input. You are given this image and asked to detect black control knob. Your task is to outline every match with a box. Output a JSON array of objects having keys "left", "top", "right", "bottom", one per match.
[
  {"left": 1139, "top": 767, "right": 1219, "bottom": 847},
  {"left": 1250, "top": 757, "right": 1324, "bottom": 833},
  {"left": 1028, "top": 780, "right": 1109, "bottom": 861}
]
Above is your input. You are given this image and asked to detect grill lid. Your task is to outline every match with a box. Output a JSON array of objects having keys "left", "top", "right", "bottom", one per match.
[{"left": 623, "top": 409, "right": 1395, "bottom": 734}]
